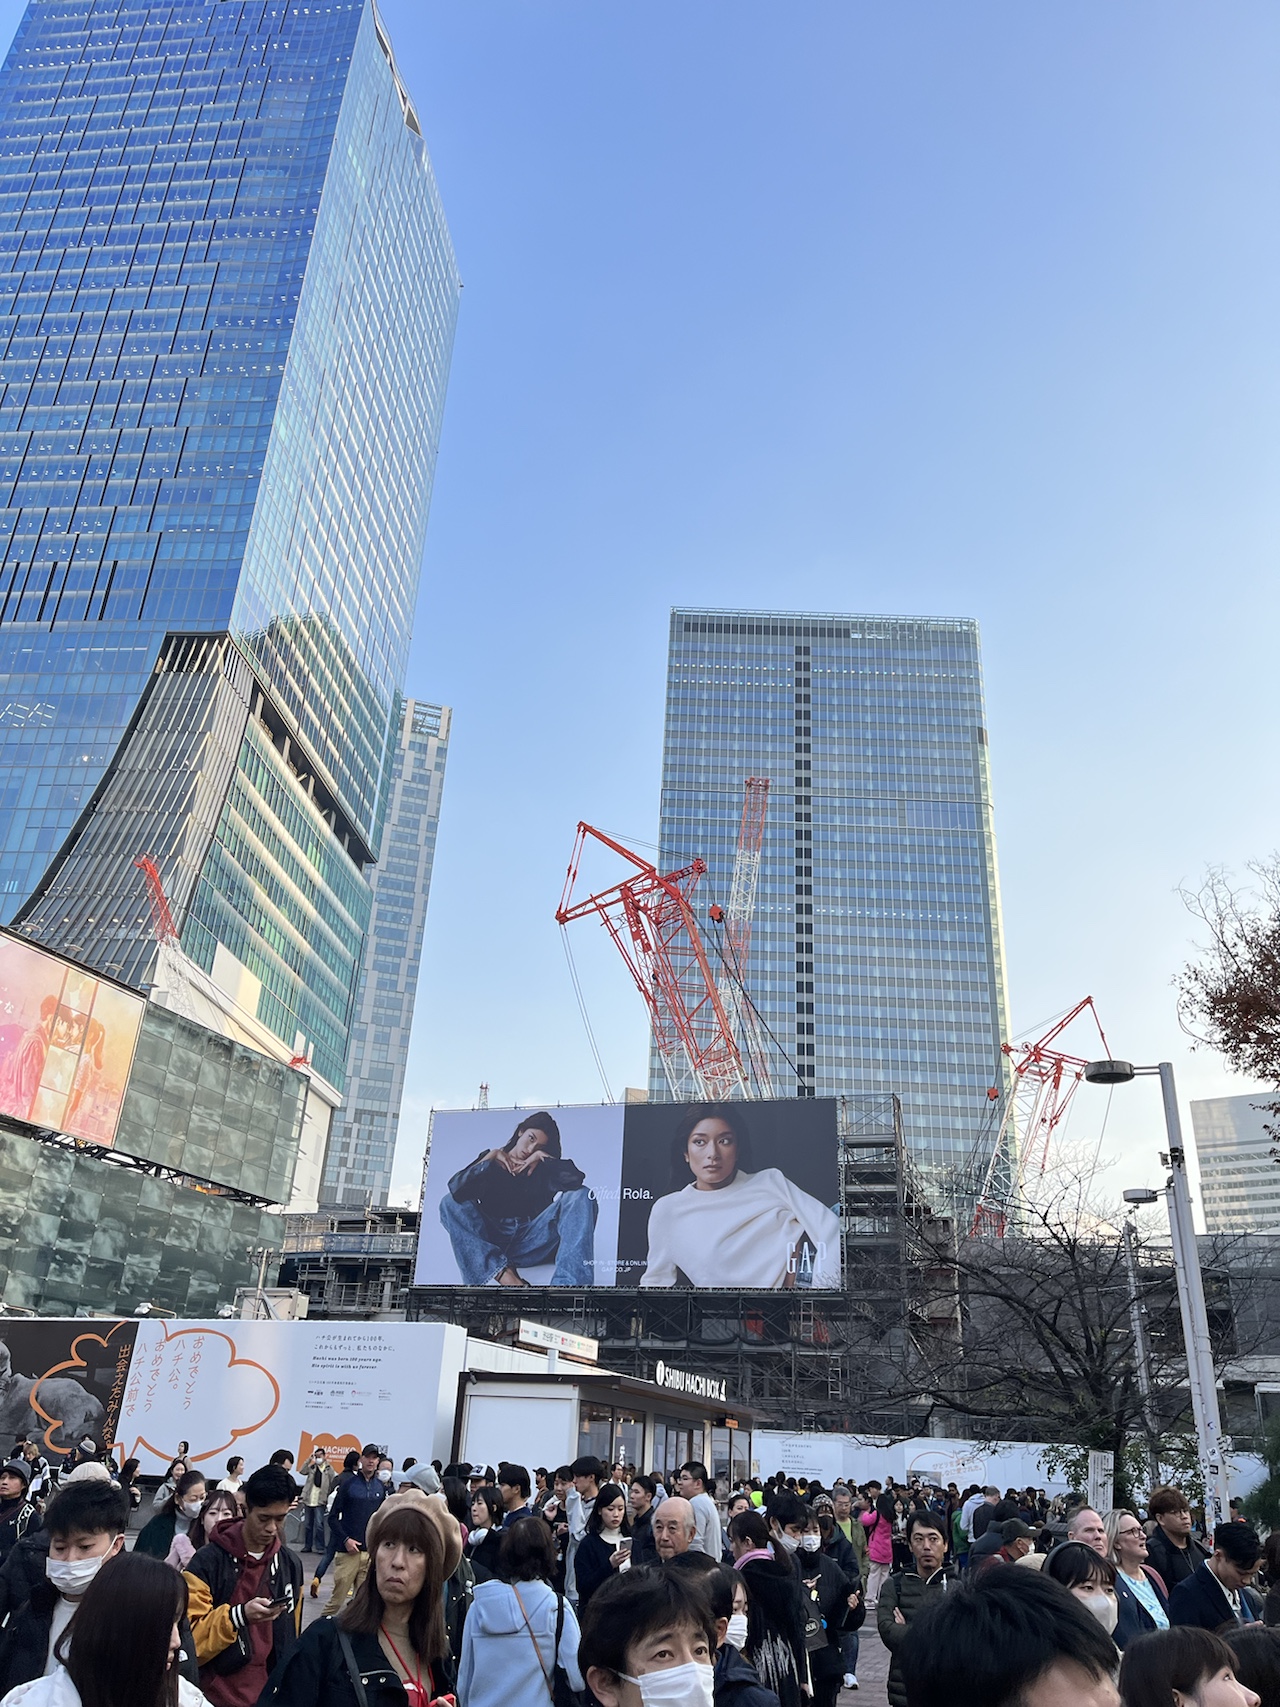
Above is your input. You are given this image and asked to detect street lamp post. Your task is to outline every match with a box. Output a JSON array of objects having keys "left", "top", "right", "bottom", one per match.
[
  {"left": 1085, "top": 1058, "right": 1229, "bottom": 1530},
  {"left": 1120, "top": 1187, "right": 1161, "bottom": 1493}
]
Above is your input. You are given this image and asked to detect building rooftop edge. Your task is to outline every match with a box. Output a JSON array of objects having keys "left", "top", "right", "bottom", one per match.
[{"left": 670, "top": 606, "right": 978, "bottom": 628}]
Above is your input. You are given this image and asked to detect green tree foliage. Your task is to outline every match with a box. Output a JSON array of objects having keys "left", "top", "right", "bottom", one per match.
[{"left": 1179, "top": 861, "right": 1280, "bottom": 1118}]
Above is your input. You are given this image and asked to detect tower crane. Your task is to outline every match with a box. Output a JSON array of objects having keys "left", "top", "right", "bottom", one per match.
[
  {"left": 969, "top": 996, "right": 1112, "bottom": 1236},
  {"left": 708, "top": 778, "right": 774, "bottom": 1096},
  {"left": 556, "top": 824, "right": 749, "bottom": 1102}
]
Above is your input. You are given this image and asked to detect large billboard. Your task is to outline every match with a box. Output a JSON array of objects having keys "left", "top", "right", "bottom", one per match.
[
  {"left": 0, "top": 1319, "right": 465, "bottom": 1470},
  {"left": 415, "top": 1098, "right": 841, "bottom": 1290},
  {"left": 0, "top": 932, "right": 144, "bottom": 1147}
]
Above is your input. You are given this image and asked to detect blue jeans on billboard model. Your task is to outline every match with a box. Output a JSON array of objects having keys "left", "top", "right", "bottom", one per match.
[
  {"left": 439, "top": 1188, "right": 598, "bottom": 1285},
  {"left": 304, "top": 1504, "right": 326, "bottom": 1552}
]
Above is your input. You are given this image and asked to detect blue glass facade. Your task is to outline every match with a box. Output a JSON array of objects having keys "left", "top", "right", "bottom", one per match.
[
  {"left": 0, "top": 2, "right": 459, "bottom": 1086},
  {"left": 655, "top": 609, "right": 1013, "bottom": 1198}
]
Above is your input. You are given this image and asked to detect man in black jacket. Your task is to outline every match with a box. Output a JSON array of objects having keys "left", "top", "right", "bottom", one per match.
[
  {"left": 629, "top": 1473, "right": 659, "bottom": 1567},
  {"left": 877, "top": 1509, "right": 957, "bottom": 1707},
  {"left": 321, "top": 1442, "right": 387, "bottom": 1614},
  {"left": 438, "top": 1112, "right": 597, "bottom": 1285},
  {"left": 0, "top": 1478, "right": 137, "bottom": 1692},
  {"left": 183, "top": 1462, "right": 302, "bottom": 1707},
  {"left": 1168, "top": 1522, "right": 1264, "bottom": 1631},
  {"left": 1145, "top": 1485, "right": 1210, "bottom": 1589},
  {"left": 0, "top": 1460, "right": 40, "bottom": 1564}
]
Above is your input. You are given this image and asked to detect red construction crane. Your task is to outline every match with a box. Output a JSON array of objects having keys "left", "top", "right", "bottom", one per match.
[
  {"left": 970, "top": 996, "right": 1113, "bottom": 1237},
  {"left": 134, "top": 854, "right": 178, "bottom": 944},
  {"left": 556, "top": 823, "right": 750, "bottom": 1101},
  {"left": 709, "top": 778, "right": 773, "bottom": 1096}
]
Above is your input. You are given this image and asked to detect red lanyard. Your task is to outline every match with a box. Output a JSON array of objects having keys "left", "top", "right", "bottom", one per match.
[{"left": 380, "top": 1625, "right": 426, "bottom": 1705}]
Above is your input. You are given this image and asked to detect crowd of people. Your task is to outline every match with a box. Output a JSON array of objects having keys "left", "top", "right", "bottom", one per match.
[{"left": 0, "top": 1439, "right": 1274, "bottom": 1706}]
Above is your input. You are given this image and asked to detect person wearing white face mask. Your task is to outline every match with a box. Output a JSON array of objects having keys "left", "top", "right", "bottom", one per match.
[
  {"left": 135, "top": 1472, "right": 206, "bottom": 1561},
  {"left": 728, "top": 1507, "right": 808, "bottom": 1707},
  {"left": 581, "top": 1567, "right": 718, "bottom": 1707},
  {"left": 661, "top": 1555, "right": 783, "bottom": 1707},
  {"left": 0, "top": 1549, "right": 207, "bottom": 1707},
  {"left": 1045, "top": 1541, "right": 1122, "bottom": 1644},
  {"left": 0, "top": 1479, "right": 142, "bottom": 1694}
]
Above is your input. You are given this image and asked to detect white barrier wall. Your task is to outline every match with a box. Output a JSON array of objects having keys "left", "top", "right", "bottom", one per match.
[
  {"left": 118, "top": 1319, "right": 468, "bottom": 1471},
  {"left": 753, "top": 1430, "right": 1269, "bottom": 1499}
]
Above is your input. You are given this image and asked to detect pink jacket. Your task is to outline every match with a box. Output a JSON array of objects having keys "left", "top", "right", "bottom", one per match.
[{"left": 861, "top": 1508, "right": 894, "bottom": 1564}]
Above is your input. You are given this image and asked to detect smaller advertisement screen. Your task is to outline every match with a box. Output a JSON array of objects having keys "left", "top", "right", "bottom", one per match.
[
  {"left": 0, "top": 933, "right": 145, "bottom": 1147},
  {"left": 416, "top": 1106, "right": 626, "bottom": 1286}
]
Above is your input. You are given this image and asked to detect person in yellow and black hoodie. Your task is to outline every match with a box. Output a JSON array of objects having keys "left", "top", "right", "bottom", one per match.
[{"left": 183, "top": 1463, "right": 303, "bottom": 1707}]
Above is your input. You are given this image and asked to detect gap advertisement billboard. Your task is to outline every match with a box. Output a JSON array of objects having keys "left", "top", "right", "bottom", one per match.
[
  {"left": 0, "top": 932, "right": 144, "bottom": 1146},
  {"left": 415, "top": 1098, "right": 841, "bottom": 1290}
]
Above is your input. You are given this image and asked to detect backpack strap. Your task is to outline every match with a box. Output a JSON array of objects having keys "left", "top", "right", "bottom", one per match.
[{"left": 336, "top": 1629, "right": 369, "bottom": 1707}]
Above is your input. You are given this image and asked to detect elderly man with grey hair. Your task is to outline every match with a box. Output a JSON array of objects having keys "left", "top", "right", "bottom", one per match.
[
  {"left": 651, "top": 1494, "right": 696, "bottom": 1562},
  {"left": 1066, "top": 1506, "right": 1109, "bottom": 1557}
]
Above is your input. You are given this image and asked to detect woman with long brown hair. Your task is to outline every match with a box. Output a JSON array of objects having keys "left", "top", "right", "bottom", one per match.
[
  {"left": 0, "top": 1549, "right": 204, "bottom": 1707},
  {"left": 262, "top": 1491, "right": 461, "bottom": 1707}
]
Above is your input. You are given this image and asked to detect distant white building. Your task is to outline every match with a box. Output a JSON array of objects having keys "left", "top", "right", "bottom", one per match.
[{"left": 1190, "top": 1094, "right": 1280, "bottom": 1235}]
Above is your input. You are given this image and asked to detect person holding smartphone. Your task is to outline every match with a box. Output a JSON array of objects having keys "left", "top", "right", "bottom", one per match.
[
  {"left": 570, "top": 1484, "right": 631, "bottom": 1614},
  {"left": 183, "top": 1464, "right": 303, "bottom": 1707}
]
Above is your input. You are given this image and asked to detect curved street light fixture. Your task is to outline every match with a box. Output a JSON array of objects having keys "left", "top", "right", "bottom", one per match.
[{"left": 1084, "top": 1058, "right": 1228, "bottom": 1527}]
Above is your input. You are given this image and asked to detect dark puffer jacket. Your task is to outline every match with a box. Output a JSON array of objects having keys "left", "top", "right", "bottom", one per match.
[
  {"left": 876, "top": 1564, "right": 958, "bottom": 1707},
  {"left": 715, "top": 1639, "right": 784, "bottom": 1706}
]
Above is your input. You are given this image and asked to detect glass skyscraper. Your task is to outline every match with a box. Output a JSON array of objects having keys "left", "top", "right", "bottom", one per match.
[
  {"left": 322, "top": 698, "right": 449, "bottom": 1207},
  {"left": 655, "top": 608, "right": 1013, "bottom": 1200},
  {"left": 1191, "top": 1095, "right": 1280, "bottom": 1237},
  {"left": 0, "top": 1, "right": 459, "bottom": 1092}
]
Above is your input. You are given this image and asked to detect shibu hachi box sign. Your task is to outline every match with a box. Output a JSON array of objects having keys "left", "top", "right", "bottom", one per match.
[
  {"left": 0, "top": 931, "right": 144, "bottom": 1146},
  {"left": 416, "top": 1098, "right": 842, "bottom": 1290}
]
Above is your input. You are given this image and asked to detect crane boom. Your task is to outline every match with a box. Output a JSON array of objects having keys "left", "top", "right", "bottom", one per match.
[
  {"left": 556, "top": 823, "right": 749, "bottom": 1101},
  {"left": 970, "top": 996, "right": 1112, "bottom": 1235},
  {"left": 713, "top": 779, "right": 773, "bottom": 1096}
]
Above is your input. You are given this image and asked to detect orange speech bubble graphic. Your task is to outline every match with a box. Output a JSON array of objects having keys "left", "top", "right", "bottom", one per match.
[
  {"left": 124, "top": 1326, "right": 280, "bottom": 1469},
  {"left": 28, "top": 1321, "right": 136, "bottom": 1457}
]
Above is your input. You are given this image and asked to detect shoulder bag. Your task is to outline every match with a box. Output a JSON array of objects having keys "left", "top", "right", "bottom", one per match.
[{"left": 513, "top": 1584, "right": 584, "bottom": 1707}]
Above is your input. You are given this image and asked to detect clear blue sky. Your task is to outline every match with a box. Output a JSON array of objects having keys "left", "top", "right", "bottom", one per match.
[
  {"left": 3, "top": 2, "right": 1273, "bottom": 1205},
  {"left": 376, "top": 0, "right": 1280, "bottom": 1204}
]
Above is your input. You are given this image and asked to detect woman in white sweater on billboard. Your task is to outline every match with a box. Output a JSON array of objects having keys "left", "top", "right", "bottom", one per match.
[{"left": 638, "top": 1106, "right": 840, "bottom": 1289}]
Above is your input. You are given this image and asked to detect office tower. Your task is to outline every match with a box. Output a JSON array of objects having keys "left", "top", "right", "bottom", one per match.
[
  {"left": 322, "top": 699, "right": 450, "bottom": 1207},
  {"left": 655, "top": 608, "right": 1012, "bottom": 1197},
  {"left": 0, "top": 1, "right": 459, "bottom": 1094},
  {"left": 1191, "top": 1094, "right": 1280, "bottom": 1236}
]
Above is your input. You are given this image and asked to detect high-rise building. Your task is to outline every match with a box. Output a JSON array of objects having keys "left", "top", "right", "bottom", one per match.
[
  {"left": 1190, "top": 1094, "right": 1280, "bottom": 1236},
  {"left": 322, "top": 699, "right": 449, "bottom": 1207},
  {"left": 655, "top": 607, "right": 1012, "bottom": 1198},
  {"left": 0, "top": 1, "right": 459, "bottom": 1097}
]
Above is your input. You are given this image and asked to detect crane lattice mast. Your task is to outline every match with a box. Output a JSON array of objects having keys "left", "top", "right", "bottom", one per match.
[
  {"left": 710, "top": 778, "right": 773, "bottom": 1097},
  {"left": 556, "top": 823, "right": 749, "bottom": 1101},
  {"left": 970, "top": 995, "right": 1112, "bottom": 1236}
]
